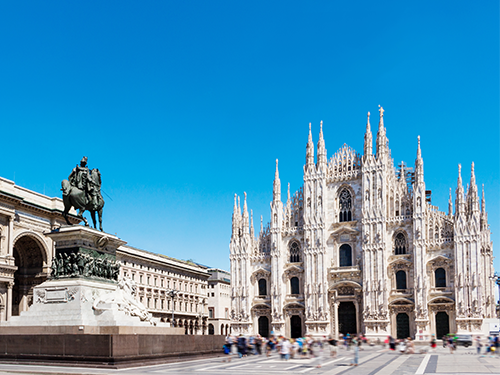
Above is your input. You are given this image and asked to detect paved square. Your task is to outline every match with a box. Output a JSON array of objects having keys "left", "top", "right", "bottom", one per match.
[{"left": 0, "top": 344, "right": 498, "bottom": 375}]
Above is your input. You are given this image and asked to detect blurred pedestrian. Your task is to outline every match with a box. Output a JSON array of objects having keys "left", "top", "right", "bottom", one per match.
[
  {"left": 328, "top": 335, "right": 338, "bottom": 358},
  {"left": 237, "top": 334, "right": 247, "bottom": 358},
  {"left": 430, "top": 334, "right": 437, "bottom": 352},
  {"left": 350, "top": 336, "right": 359, "bottom": 366},
  {"left": 279, "top": 337, "right": 291, "bottom": 360},
  {"left": 475, "top": 336, "right": 481, "bottom": 355}
]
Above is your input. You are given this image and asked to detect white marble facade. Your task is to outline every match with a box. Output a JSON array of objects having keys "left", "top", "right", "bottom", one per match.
[{"left": 229, "top": 108, "right": 496, "bottom": 341}]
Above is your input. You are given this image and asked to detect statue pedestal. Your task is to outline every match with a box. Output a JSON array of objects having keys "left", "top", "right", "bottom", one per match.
[
  {"left": 0, "top": 226, "right": 229, "bottom": 368},
  {"left": 3, "top": 278, "right": 176, "bottom": 332},
  {"left": 2, "top": 226, "right": 175, "bottom": 331}
]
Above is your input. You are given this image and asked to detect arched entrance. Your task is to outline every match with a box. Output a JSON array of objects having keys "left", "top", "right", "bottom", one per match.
[
  {"left": 13, "top": 235, "right": 46, "bottom": 316},
  {"left": 258, "top": 316, "right": 269, "bottom": 338},
  {"left": 290, "top": 315, "right": 302, "bottom": 338},
  {"left": 338, "top": 302, "right": 357, "bottom": 335},
  {"left": 208, "top": 323, "right": 214, "bottom": 335},
  {"left": 435, "top": 312, "right": 449, "bottom": 339},
  {"left": 396, "top": 313, "right": 410, "bottom": 339}
]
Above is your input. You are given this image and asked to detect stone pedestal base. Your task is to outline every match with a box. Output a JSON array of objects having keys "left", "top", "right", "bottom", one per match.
[
  {"left": 0, "top": 334, "right": 225, "bottom": 368},
  {"left": 4, "top": 278, "right": 164, "bottom": 328}
]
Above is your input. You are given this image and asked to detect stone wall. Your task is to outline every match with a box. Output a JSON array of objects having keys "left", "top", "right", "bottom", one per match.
[{"left": 0, "top": 334, "right": 225, "bottom": 367}]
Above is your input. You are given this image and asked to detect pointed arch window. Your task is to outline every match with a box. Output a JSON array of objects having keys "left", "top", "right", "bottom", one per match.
[
  {"left": 289, "top": 242, "right": 300, "bottom": 263},
  {"left": 290, "top": 277, "right": 300, "bottom": 295},
  {"left": 258, "top": 278, "right": 267, "bottom": 296},
  {"left": 339, "top": 244, "right": 352, "bottom": 267},
  {"left": 394, "top": 232, "right": 407, "bottom": 255},
  {"left": 435, "top": 268, "right": 446, "bottom": 288},
  {"left": 396, "top": 270, "right": 407, "bottom": 290},
  {"left": 339, "top": 189, "right": 352, "bottom": 222}
]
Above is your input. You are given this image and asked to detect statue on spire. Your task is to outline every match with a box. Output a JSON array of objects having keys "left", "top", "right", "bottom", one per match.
[{"left": 378, "top": 105, "right": 384, "bottom": 118}]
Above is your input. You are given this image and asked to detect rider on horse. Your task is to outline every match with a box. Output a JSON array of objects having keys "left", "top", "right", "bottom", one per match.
[
  {"left": 68, "top": 156, "right": 100, "bottom": 210},
  {"left": 62, "top": 157, "right": 105, "bottom": 231}
]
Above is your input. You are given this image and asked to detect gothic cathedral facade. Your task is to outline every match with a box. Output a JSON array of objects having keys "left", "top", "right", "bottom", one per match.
[{"left": 229, "top": 107, "right": 496, "bottom": 341}]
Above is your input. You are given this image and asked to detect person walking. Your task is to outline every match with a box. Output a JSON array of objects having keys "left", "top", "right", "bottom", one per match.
[
  {"left": 306, "top": 335, "right": 315, "bottom": 359},
  {"left": 475, "top": 336, "right": 481, "bottom": 355},
  {"left": 328, "top": 335, "right": 338, "bottom": 358},
  {"left": 350, "top": 336, "right": 359, "bottom": 366},
  {"left": 237, "top": 334, "right": 247, "bottom": 358},
  {"left": 345, "top": 333, "right": 351, "bottom": 350},
  {"left": 255, "top": 334, "right": 262, "bottom": 355},
  {"left": 447, "top": 334, "right": 455, "bottom": 354},
  {"left": 266, "top": 336, "right": 275, "bottom": 357},
  {"left": 406, "top": 337, "right": 415, "bottom": 354},
  {"left": 389, "top": 336, "right": 396, "bottom": 351},
  {"left": 279, "top": 337, "right": 292, "bottom": 360},
  {"left": 430, "top": 334, "right": 437, "bottom": 352},
  {"left": 222, "top": 342, "right": 232, "bottom": 362},
  {"left": 315, "top": 337, "right": 326, "bottom": 368}
]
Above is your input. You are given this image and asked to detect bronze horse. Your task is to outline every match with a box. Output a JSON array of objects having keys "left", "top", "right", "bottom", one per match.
[{"left": 62, "top": 169, "right": 105, "bottom": 231}]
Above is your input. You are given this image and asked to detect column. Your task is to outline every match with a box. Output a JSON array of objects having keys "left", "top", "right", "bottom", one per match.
[
  {"left": 6, "top": 282, "right": 13, "bottom": 321},
  {"left": 355, "top": 300, "right": 360, "bottom": 334},
  {"left": 333, "top": 301, "right": 339, "bottom": 339},
  {"left": 7, "top": 216, "right": 14, "bottom": 257}
]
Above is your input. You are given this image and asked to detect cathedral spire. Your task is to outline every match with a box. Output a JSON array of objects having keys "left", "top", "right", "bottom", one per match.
[
  {"left": 306, "top": 123, "right": 314, "bottom": 171},
  {"left": 468, "top": 162, "right": 479, "bottom": 214},
  {"left": 363, "top": 111, "right": 373, "bottom": 157},
  {"left": 287, "top": 182, "right": 291, "bottom": 205},
  {"left": 273, "top": 159, "right": 281, "bottom": 201},
  {"left": 448, "top": 188, "right": 453, "bottom": 216},
  {"left": 242, "top": 192, "right": 249, "bottom": 233},
  {"left": 376, "top": 105, "right": 388, "bottom": 159},
  {"left": 317, "top": 120, "right": 327, "bottom": 171},
  {"left": 481, "top": 184, "right": 488, "bottom": 228},
  {"left": 414, "top": 136, "right": 424, "bottom": 184},
  {"left": 455, "top": 164, "right": 465, "bottom": 216},
  {"left": 243, "top": 192, "right": 248, "bottom": 216},
  {"left": 232, "top": 193, "right": 239, "bottom": 237},
  {"left": 237, "top": 195, "right": 241, "bottom": 217},
  {"left": 260, "top": 215, "right": 263, "bottom": 234},
  {"left": 250, "top": 209, "right": 254, "bottom": 237}
]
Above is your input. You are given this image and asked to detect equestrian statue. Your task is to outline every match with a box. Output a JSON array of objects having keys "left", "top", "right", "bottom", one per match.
[{"left": 62, "top": 156, "right": 105, "bottom": 231}]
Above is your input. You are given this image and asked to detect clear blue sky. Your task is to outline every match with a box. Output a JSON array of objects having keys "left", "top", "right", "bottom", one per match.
[{"left": 0, "top": 1, "right": 498, "bottom": 273}]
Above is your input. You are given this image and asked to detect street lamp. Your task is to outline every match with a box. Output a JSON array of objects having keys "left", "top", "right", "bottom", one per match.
[{"left": 168, "top": 289, "right": 178, "bottom": 327}]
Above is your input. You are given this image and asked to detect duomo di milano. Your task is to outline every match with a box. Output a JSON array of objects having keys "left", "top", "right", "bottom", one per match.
[{"left": 230, "top": 107, "right": 496, "bottom": 341}]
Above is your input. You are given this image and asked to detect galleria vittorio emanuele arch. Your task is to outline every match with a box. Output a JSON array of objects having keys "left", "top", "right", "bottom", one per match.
[{"left": 229, "top": 107, "right": 496, "bottom": 341}]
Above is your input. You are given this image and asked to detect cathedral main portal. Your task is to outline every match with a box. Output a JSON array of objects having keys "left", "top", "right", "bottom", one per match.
[
  {"left": 258, "top": 316, "right": 269, "bottom": 338},
  {"left": 396, "top": 313, "right": 410, "bottom": 339},
  {"left": 435, "top": 312, "right": 450, "bottom": 339},
  {"left": 338, "top": 302, "right": 357, "bottom": 335},
  {"left": 290, "top": 315, "right": 302, "bottom": 338}
]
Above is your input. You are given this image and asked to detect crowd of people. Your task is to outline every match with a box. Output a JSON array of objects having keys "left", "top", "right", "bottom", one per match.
[
  {"left": 474, "top": 335, "right": 499, "bottom": 355},
  {"left": 222, "top": 332, "right": 369, "bottom": 367},
  {"left": 222, "top": 332, "right": 500, "bottom": 365}
]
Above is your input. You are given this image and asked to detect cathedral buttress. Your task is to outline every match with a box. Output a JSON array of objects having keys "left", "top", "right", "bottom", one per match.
[
  {"left": 412, "top": 136, "right": 428, "bottom": 328},
  {"left": 480, "top": 186, "right": 495, "bottom": 318},
  {"left": 270, "top": 159, "right": 284, "bottom": 333}
]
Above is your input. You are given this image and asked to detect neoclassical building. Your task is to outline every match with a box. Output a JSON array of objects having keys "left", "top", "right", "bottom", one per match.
[
  {"left": 229, "top": 108, "right": 496, "bottom": 341},
  {"left": 0, "top": 176, "right": 211, "bottom": 334}
]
